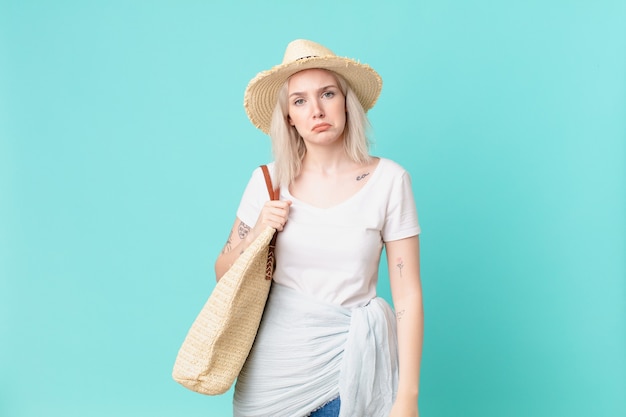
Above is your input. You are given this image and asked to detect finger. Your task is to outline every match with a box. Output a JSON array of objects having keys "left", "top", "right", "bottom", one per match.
[
  {"left": 269, "top": 214, "right": 287, "bottom": 228},
  {"left": 264, "top": 205, "right": 290, "bottom": 220},
  {"left": 268, "top": 212, "right": 289, "bottom": 230},
  {"left": 265, "top": 200, "right": 292, "bottom": 210}
]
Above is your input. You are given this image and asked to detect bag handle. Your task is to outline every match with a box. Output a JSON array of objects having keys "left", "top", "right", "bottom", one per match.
[
  {"left": 261, "top": 165, "right": 279, "bottom": 201},
  {"left": 260, "top": 165, "right": 279, "bottom": 280}
]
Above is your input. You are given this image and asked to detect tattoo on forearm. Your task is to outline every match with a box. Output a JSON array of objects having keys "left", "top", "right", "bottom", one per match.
[
  {"left": 356, "top": 172, "right": 370, "bottom": 181},
  {"left": 238, "top": 222, "right": 251, "bottom": 239},
  {"left": 222, "top": 230, "right": 233, "bottom": 254},
  {"left": 396, "top": 309, "right": 406, "bottom": 321},
  {"left": 396, "top": 257, "right": 404, "bottom": 277}
]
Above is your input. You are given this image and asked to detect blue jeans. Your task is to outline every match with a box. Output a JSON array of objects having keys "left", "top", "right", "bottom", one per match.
[{"left": 310, "top": 397, "right": 341, "bottom": 417}]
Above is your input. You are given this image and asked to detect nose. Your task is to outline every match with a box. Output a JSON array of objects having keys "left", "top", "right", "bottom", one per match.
[{"left": 312, "top": 99, "right": 324, "bottom": 119}]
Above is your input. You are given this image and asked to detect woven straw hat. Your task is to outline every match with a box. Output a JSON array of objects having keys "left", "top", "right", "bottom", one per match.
[{"left": 244, "top": 39, "right": 382, "bottom": 134}]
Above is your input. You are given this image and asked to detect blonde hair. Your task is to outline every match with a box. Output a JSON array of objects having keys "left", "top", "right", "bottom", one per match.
[{"left": 269, "top": 70, "right": 372, "bottom": 187}]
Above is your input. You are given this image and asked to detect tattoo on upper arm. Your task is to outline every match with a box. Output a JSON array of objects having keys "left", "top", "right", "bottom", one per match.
[
  {"left": 238, "top": 222, "right": 251, "bottom": 239},
  {"left": 356, "top": 172, "right": 370, "bottom": 181},
  {"left": 396, "top": 257, "right": 404, "bottom": 277},
  {"left": 396, "top": 309, "right": 406, "bottom": 321},
  {"left": 222, "top": 230, "right": 233, "bottom": 254}
]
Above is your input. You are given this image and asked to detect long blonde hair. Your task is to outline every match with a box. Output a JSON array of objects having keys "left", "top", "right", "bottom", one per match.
[{"left": 269, "top": 70, "right": 372, "bottom": 187}]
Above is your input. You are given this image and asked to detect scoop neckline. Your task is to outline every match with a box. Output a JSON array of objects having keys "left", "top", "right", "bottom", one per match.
[{"left": 284, "top": 157, "right": 384, "bottom": 211}]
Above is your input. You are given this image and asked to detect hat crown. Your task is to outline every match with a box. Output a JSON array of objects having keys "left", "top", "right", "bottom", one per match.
[{"left": 282, "top": 39, "right": 335, "bottom": 65}]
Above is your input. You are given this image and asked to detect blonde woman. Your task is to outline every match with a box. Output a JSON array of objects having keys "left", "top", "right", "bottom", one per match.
[{"left": 215, "top": 39, "right": 423, "bottom": 417}]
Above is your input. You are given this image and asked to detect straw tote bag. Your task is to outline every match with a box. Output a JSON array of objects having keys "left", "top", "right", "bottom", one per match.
[{"left": 172, "top": 165, "right": 279, "bottom": 395}]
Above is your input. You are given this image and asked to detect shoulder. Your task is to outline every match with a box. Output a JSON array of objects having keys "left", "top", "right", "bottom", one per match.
[
  {"left": 242, "top": 162, "right": 278, "bottom": 200},
  {"left": 376, "top": 157, "right": 411, "bottom": 178},
  {"left": 248, "top": 161, "right": 276, "bottom": 181},
  {"left": 237, "top": 162, "right": 276, "bottom": 221}
]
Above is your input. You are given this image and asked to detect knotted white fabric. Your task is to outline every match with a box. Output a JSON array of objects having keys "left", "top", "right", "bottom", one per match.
[{"left": 233, "top": 283, "right": 398, "bottom": 417}]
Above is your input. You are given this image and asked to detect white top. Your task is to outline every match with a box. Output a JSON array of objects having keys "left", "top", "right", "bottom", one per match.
[{"left": 236, "top": 157, "right": 420, "bottom": 308}]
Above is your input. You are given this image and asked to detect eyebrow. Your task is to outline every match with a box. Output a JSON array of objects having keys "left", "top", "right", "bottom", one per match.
[{"left": 288, "top": 84, "right": 338, "bottom": 98}]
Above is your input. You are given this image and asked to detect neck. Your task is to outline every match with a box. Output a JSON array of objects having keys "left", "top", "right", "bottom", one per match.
[{"left": 301, "top": 144, "right": 352, "bottom": 174}]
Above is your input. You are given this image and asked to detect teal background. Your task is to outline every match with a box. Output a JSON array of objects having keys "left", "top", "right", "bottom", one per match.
[{"left": 1, "top": 1, "right": 624, "bottom": 416}]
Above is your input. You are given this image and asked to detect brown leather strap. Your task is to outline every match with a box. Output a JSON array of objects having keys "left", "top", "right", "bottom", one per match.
[
  {"left": 261, "top": 164, "right": 279, "bottom": 201},
  {"left": 260, "top": 165, "right": 279, "bottom": 280}
]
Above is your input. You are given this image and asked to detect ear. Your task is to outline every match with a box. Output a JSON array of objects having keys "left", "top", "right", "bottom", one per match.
[{"left": 288, "top": 115, "right": 294, "bottom": 126}]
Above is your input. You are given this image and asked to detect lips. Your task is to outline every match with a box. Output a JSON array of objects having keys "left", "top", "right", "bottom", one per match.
[{"left": 312, "top": 123, "right": 331, "bottom": 132}]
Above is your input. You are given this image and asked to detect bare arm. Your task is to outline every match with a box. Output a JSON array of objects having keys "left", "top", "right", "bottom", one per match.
[
  {"left": 214, "top": 199, "right": 291, "bottom": 281},
  {"left": 386, "top": 235, "right": 423, "bottom": 417}
]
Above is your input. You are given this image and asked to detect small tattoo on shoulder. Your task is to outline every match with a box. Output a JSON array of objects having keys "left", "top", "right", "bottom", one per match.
[
  {"left": 396, "top": 309, "right": 406, "bottom": 320},
  {"left": 396, "top": 257, "right": 404, "bottom": 277},
  {"left": 238, "top": 222, "right": 251, "bottom": 239},
  {"left": 356, "top": 172, "right": 370, "bottom": 181}
]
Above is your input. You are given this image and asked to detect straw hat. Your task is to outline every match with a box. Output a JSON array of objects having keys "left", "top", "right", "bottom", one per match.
[{"left": 244, "top": 39, "right": 382, "bottom": 134}]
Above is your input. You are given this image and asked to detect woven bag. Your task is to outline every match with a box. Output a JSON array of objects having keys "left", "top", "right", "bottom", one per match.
[{"left": 172, "top": 165, "right": 278, "bottom": 395}]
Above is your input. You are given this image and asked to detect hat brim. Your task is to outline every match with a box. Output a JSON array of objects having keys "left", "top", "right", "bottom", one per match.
[{"left": 244, "top": 56, "right": 382, "bottom": 134}]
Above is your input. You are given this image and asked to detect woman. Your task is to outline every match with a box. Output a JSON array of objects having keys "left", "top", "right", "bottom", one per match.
[{"left": 215, "top": 39, "right": 423, "bottom": 417}]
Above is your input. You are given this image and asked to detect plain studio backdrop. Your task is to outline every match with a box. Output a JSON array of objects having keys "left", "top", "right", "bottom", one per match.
[{"left": 1, "top": 1, "right": 624, "bottom": 416}]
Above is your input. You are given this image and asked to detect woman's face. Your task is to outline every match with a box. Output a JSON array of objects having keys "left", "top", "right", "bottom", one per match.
[{"left": 287, "top": 68, "right": 346, "bottom": 146}]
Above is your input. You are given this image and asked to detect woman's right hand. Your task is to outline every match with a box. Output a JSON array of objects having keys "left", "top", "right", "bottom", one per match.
[
  {"left": 214, "top": 199, "right": 291, "bottom": 281},
  {"left": 250, "top": 199, "right": 292, "bottom": 239}
]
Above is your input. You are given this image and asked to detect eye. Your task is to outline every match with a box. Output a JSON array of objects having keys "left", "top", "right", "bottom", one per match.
[
  {"left": 322, "top": 91, "right": 335, "bottom": 99},
  {"left": 293, "top": 98, "right": 305, "bottom": 106}
]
